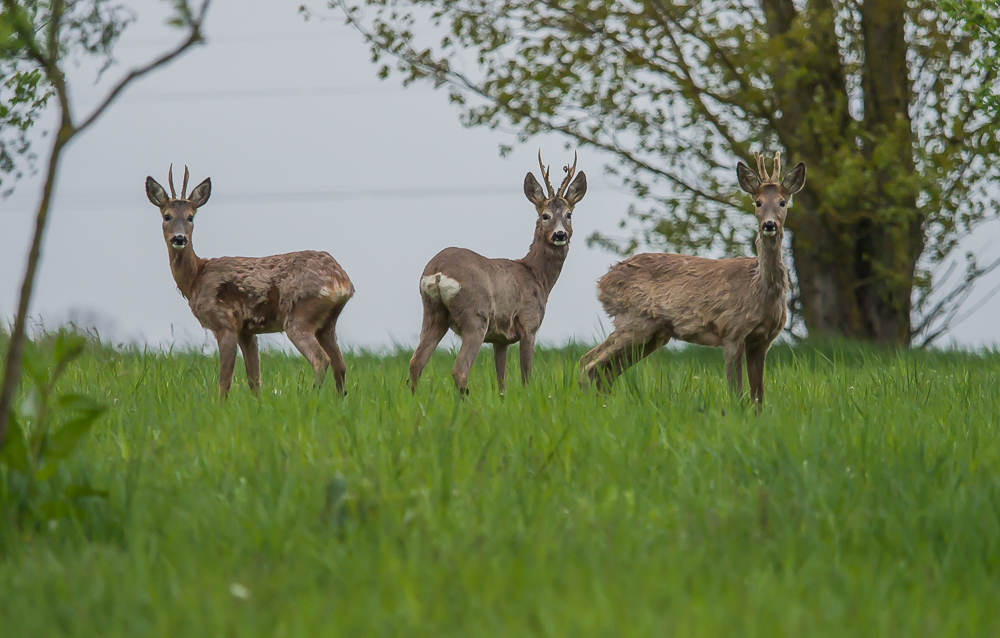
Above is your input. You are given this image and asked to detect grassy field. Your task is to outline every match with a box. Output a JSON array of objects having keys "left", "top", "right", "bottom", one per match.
[{"left": 1, "top": 337, "right": 999, "bottom": 636}]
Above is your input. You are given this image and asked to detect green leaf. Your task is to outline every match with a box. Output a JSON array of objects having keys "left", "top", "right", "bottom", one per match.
[
  {"left": 53, "top": 332, "right": 86, "bottom": 367},
  {"left": 21, "top": 343, "right": 47, "bottom": 387},
  {"left": 45, "top": 412, "right": 103, "bottom": 460},
  {"left": 38, "top": 500, "right": 72, "bottom": 521},
  {"left": 58, "top": 393, "right": 105, "bottom": 414},
  {"left": 18, "top": 386, "right": 39, "bottom": 420},
  {"left": 1, "top": 414, "right": 31, "bottom": 474},
  {"left": 64, "top": 484, "right": 109, "bottom": 500},
  {"left": 34, "top": 462, "right": 57, "bottom": 481}
]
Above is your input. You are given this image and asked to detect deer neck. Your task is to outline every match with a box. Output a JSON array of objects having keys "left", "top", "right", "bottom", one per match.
[
  {"left": 519, "top": 224, "right": 568, "bottom": 297},
  {"left": 168, "top": 243, "right": 205, "bottom": 300},
  {"left": 754, "top": 233, "right": 787, "bottom": 298}
]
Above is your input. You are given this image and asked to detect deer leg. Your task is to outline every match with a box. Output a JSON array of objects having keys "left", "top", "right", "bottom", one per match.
[
  {"left": 724, "top": 341, "right": 745, "bottom": 397},
  {"left": 318, "top": 305, "right": 348, "bottom": 395},
  {"left": 217, "top": 330, "right": 239, "bottom": 400},
  {"left": 493, "top": 344, "right": 509, "bottom": 396},
  {"left": 409, "top": 305, "right": 450, "bottom": 393},
  {"left": 519, "top": 334, "right": 536, "bottom": 386},
  {"left": 601, "top": 337, "right": 663, "bottom": 391},
  {"left": 582, "top": 328, "right": 662, "bottom": 392},
  {"left": 285, "top": 318, "right": 330, "bottom": 389},
  {"left": 579, "top": 333, "right": 623, "bottom": 390},
  {"left": 578, "top": 343, "right": 601, "bottom": 370},
  {"left": 451, "top": 321, "right": 488, "bottom": 396},
  {"left": 237, "top": 332, "right": 261, "bottom": 394},
  {"left": 746, "top": 342, "right": 769, "bottom": 408}
]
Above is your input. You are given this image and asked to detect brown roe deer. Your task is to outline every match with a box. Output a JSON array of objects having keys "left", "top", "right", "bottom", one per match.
[
  {"left": 579, "top": 152, "right": 806, "bottom": 405},
  {"left": 408, "top": 152, "right": 587, "bottom": 395},
  {"left": 145, "top": 165, "right": 354, "bottom": 397}
]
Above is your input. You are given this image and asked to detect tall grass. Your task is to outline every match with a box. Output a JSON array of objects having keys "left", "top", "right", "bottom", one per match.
[{"left": 2, "top": 338, "right": 999, "bottom": 636}]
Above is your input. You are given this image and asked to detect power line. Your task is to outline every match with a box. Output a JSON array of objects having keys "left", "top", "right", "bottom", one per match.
[
  {"left": 1, "top": 182, "right": 615, "bottom": 214},
  {"left": 114, "top": 32, "right": 349, "bottom": 49},
  {"left": 115, "top": 84, "right": 416, "bottom": 103},
  {"left": 0, "top": 184, "right": 524, "bottom": 213}
]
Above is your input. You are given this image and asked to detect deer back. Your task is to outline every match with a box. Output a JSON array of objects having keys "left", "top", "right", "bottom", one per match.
[
  {"left": 189, "top": 251, "right": 354, "bottom": 334},
  {"left": 598, "top": 252, "right": 784, "bottom": 347}
]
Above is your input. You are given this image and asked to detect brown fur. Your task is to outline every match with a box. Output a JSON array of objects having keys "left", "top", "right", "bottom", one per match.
[
  {"left": 145, "top": 166, "right": 354, "bottom": 397},
  {"left": 408, "top": 152, "right": 588, "bottom": 395},
  {"left": 579, "top": 153, "right": 807, "bottom": 406}
]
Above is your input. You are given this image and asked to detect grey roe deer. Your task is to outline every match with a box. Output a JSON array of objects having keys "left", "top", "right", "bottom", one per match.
[
  {"left": 579, "top": 152, "right": 806, "bottom": 405},
  {"left": 145, "top": 165, "right": 354, "bottom": 397},
  {"left": 409, "top": 152, "right": 587, "bottom": 395}
]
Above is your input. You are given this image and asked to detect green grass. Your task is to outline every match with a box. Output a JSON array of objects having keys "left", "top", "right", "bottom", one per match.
[{"left": 2, "top": 338, "right": 1000, "bottom": 636}]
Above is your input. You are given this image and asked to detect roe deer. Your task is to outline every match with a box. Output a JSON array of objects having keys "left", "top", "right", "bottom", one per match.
[
  {"left": 145, "top": 165, "right": 354, "bottom": 397},
  {"left": 579, "top": 152, "right": 806, "bottom": 405},
  {"left": 408, "top": 152, "right": 587, "bottom": 395}
]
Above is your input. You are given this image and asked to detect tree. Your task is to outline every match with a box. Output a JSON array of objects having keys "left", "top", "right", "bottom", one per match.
[
  {"left": 0, "top": 0, "right": 212, "bottom": 449},
  {"left": 945, "top": 1, "right": 1000, "bottom": 116},
  {"left": 323, "top": 0, "right": 1000, "bottom": 346}
]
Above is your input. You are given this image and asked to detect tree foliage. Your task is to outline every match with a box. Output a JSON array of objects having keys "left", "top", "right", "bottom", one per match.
[
  {"left": 0, "top": 0, "right": 211, "bottom": 449},
  {"left": 0, "top": 0, "right": 134, "bottom": 196},
  {"left": 1, "top": 330, "right": 108, "bottom": 529},
  {"left": 327, "top": 0, "right": 1000, "bottom": 344},
  {"left": 944, "top": 1, "right": 1000, "bottom": 117}
]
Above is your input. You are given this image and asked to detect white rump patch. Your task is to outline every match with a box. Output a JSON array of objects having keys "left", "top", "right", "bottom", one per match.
[
  {"left": 320, "top": 282, "right": 351, "bottom": 303},
  {"left": 420, "top": 273, "right": 462, "bottom": 303}
]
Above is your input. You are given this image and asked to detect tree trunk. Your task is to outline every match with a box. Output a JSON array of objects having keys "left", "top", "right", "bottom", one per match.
[
  {"left": 854, "top": 0, "right": 922, "bottom": 345},
  {"left": 765, "top": 0, "right": 920, "bottom": 345},
  {"left": 0, "top": 126, "right": 68, "bottom": 448}
]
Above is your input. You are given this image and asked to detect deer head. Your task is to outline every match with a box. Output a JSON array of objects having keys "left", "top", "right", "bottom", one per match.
[
  {"left": 736, "top": 152, "right": 806, "bottom": 241},
  {"left": 523, "top": 150, "right": 588, "bottom": 246},
  {"left": 145, "top": 164, "right": 212, "bottom": 251}
]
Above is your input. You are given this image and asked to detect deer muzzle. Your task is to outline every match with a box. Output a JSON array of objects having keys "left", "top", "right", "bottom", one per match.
[
  {"left": 761, "top": 221, "right": 778, "bottom": 237},
  {"left": 170, "top": 234, "right": 189, "bottom": 249},
  {"left": 551, "top": 230, "right": 569, "bottom": 246}
]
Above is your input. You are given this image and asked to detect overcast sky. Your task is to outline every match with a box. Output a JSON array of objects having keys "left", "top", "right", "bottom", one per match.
[{"left": 2, "top": 0, "right": 998, "bottom": 352}]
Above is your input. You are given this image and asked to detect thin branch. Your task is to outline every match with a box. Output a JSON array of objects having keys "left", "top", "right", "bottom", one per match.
[
  {"left": 339, "top": 0, "right": 741, "bottom": 211},
  {"left": 76, "top": 2, "right": 209, "bottom": 132},
  {"left": 914, "top": 251, "right": 1000, "bottom": 346},
  {"left": 0, "top": 0, "right": 212, "bottom": 449}
]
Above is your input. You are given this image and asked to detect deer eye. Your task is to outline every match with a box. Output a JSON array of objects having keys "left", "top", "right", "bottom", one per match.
[
  {"left": 779, "top": 201, "right": 786, "bottom": 207},
  {"left": 542, "top": 213, "right": 552, "bottom": 221},
  {"left": 187, "top": 215, "right": 194, "bottom": 222},
  {"left": 755, "top": 200, "right": 762, "bottom": 208},
  {"left": 566, "top": 212, "right": 573, "bottom": 220},
  {"left": 163, "top": 213, "right": 172, "bottom": 221}
]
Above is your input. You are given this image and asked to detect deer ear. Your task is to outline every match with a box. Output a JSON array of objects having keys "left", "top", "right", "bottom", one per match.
[
  {"left": 146, "top": 176, "right": 169, "bottom": 208},
  {"left": 564, "top": 171, "right": 587, "bottom": 206},
  {"left": 782, "top": 162, "right": 806, "bottom": 194},
  {"left": 524, "top": 172, "right": 546, "bottom": 206},
  {"left": 188, "top": 177, "right": 212, "bottom": 208},
  {"left": 736, "top": 162, "right": 760, "bottom": 194}
]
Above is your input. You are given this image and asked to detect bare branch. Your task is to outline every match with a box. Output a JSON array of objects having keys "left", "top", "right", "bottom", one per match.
[
  {"left": 76, "top": 5, "right": 208, "bottom": 133},
  {"left": 914, "top": 251, "right": 1000, "bottom": 347},
  {"left": 0, "top": 0, "right": 213, "bottom": 449}
]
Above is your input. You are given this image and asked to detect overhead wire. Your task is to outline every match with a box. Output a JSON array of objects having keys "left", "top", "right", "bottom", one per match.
[{"left": 0, "top": 182, "right": 613, "bottom": 213}]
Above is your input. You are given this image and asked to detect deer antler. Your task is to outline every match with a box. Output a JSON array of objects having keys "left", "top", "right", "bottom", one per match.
[
  {"left": 754, "top": 151, "right": 782, "bottom": 184},
  {"left": 168, "top": 164, "right": 177, "bottom": 199},
  {"left": 181, "top": 165, "right": 190, "bottom": 199},
  {"left": 538, "top": 149, "right": 554, "bottom": 199},
  {"left": 754, "top": 151, "right": 769, "bottom": 183},
  {"left": 557, "top": 151, "right": 578, "bottom": 198}
]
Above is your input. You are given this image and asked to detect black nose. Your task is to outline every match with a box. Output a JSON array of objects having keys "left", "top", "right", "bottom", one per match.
[
  {"left": 762, "top": 221, "right": 778, "bottom": 233},
  {"left": 170, "top": 235, "right": 188, "bottom": 247},
  {"left": 552, "top": 231, "right": 568, "bottom": 243}
]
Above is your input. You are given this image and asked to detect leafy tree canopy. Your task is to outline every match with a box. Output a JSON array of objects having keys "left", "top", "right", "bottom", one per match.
[
  {"left": 0, "top": 0, "right": 134, "bottom": 196},
  {"left": 326, "top": 0, "right": 1000, "bottom": 343},
  {"left": 945, "top": 1, "right": 1000, "bottom": 117}
]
